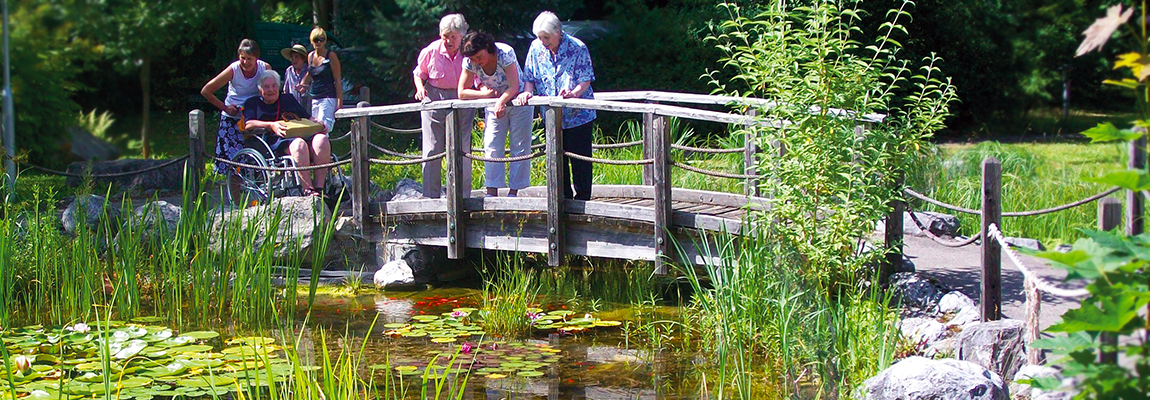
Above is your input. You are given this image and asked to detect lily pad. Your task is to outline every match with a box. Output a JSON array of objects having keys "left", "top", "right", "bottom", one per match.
[{"left": 181, "top": 331, "right": 220, "bottom": 340}]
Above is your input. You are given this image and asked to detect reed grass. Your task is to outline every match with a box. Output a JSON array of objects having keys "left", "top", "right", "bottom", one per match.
[
  {"left": 909, "top": 141, "right": 1127, "bottom": 245},
  {"left": 478, "top": 255, "right": 538, "bottom": 339}
]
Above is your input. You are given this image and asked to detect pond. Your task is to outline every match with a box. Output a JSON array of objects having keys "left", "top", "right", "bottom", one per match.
[{"left": 1, "top": 286, "right": 729, "bottom": 400}]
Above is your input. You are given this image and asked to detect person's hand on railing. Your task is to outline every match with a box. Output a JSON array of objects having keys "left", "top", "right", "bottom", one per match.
[
  {"left": 559, "top": 88, "right": 576, "bottom": 99},
  {"left": 493, "top": 100, "right": 507, "bottom": 119},
  {"left": 414, "top": 86, "right": 428, "bottom": 102},
  {"left": 514, "top": 92, "right": 532, "bottom": 106}
]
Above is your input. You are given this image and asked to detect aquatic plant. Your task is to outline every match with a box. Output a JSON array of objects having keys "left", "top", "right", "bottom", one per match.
[{"left": 478, "top": 258, "right": 538, "bottom": 338}]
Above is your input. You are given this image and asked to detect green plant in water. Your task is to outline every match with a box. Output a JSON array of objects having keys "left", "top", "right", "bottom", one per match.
[
  {"left": 479, "top": 257, "right": 538, "bottom": 338},
  {"left": 1024, "top": 3, "right": 1150, "bottom": 398}
]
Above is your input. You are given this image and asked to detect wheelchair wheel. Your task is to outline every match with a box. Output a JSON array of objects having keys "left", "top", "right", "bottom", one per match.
[{"left": 225, "top": 148, "right": 273, "bottom": 206}]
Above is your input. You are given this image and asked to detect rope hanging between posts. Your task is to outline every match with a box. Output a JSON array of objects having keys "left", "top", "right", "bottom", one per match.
[
  {"left": 370, "top": 120, "right": 421, "bottom": 134},
  {"left": 671, "top": 144, "right": 745, "bottom": 154},
  {"left": 209, "top": 155, "right": 351, "bottom": 172},
  {"left": 987, "top": 223, "right": 1089, "bottom": 298},
  {"left": 1002, "top": 187, "right": 1121, "bottom": 217},
  {"left": 563, "top": 151, "right": 653, "bottom": 165},
  {"left": 368, "top": 152, "right": 445, "bottom": 166},
  {"left": 672, "top": 161, "right": 760, "bottom": 179},
  {"left": 463, "top": 152, "right": 545, "bottom": 163},
  {"left": 905, "top": 203, "right": 982, "bottom": 248},
  {"left": 593, "top": 140, "right": 644, "bottom": 150},
  {"left": 330, "top": 130, "right": 352, "bottom": 141},
  {"left": 369, "top": 143, "right": 422, "bottom": 159},
  {"left": 26, "top": 156, "right": 190, "bottom": 179},
  {"left": 903, "top": 188, "right": 981, "bottom": 215}
]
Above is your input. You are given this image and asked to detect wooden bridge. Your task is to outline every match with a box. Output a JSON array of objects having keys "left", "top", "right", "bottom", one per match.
[{"left": 187, "top": 91, "right": 882, "bottom": 272}]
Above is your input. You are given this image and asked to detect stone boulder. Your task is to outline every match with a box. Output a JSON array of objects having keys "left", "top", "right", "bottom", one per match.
[
  {"left": 889, "top": 272, "right": 946, "bottom": 311},
  {"left": 938, "top": 291, "right": 981, "bottom": 328},
  {"left": 1004, "top": 237, "right": 1044, "bottom": 251},
  {"left": 319, "top": 216, "right": 375, "bottom": 271},
  {"left": 954, "top": 319, "right": 1026, "bottom": 383},
  {"left": 374, "top": 259, "right": 416, "bottom": 288},
  {"left": 62, "top": 194, "right": 120, "bottom": 234},
  {"left": 387, "top": 178, "right": 424, "bottom": 201},
  {"left": 114, "top": 201, "right": 182, "bottom": 250},
  {"left": 860, "top": 356, "right": 1008, "bottom": 400},
  {"left": 325, "top": 175, "right": 388, "bottom": 206},
  {"left": 877, "top": 211, "right": 961, "bottom": 238},
  {"left": 899, "top": 317, "right": 948, "bottom": 346},
  {"left": 209, "top": 196, "right": 332, "bottom": 268},
  {"left": 64, "top": 158, "right": 186, "bottom": 191},
  {"left": 66, "top": 126, "right": 121, "bottom": 162}
]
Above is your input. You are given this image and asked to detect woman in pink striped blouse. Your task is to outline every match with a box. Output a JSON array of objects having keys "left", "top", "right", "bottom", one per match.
[{"left": 413, "top": 14, "right": 475, "bottom": 199}]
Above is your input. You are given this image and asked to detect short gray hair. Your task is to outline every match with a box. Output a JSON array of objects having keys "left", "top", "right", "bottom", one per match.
[
  {"left": 258, "top": 69, "right": 281, "bottom": 89},
  {"left": 532, "top": 11, "right": 562, "bottom": 37},
  {"left": 439, "top": 14, "right": 468, "bottom": 35}
]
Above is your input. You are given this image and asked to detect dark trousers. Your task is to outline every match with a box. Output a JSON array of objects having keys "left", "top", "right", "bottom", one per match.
[{"left": 563, "top": 122, "right": 593, "bottom": 200}]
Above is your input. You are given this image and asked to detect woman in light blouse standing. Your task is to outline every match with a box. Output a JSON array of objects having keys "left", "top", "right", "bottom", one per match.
[
  {"left": 413, "top": 14, "right": 474, "bottom": 198},
  {"left": 459, "top": 32, "right": 533, "bottom": 197},
  {"left": 516, "top": 11, "right": 597, "bottom": 200}
]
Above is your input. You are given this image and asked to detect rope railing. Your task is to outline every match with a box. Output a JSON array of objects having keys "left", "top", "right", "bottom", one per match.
[
  {"left": 563, "top": 151, "right": 653, "bottom": 165},
  {"left": 671, "top": 144, "right": 745, "bottom": 154},
  {"left": 902, "top": 188, "right": 981, "bottom": 215},
  {"left": 903, "top": 187, "right": 1121, "bottom": 217},
  {"left": 370, "top": 121, "right": 421, "bottom": 134},
  {"left": 368, "top": 152, "right": 445, "bottom": 166},
  {"left": 905, "top": 203, "right": 982, "bottom": 248},
  {"left": 26, "top": 156, "right": 190, "bottom": 179},
  {"left": 369, "top": 143, "right": 422, "bottom": 159},
  {"left": 987, "top": 223, "right": 1089, "bottom": 298},
  {"left": 463, "top": 152, "right": 545, "bottom": 163},
  {"left": 209, "top": 155, "right": 351, "bottom": 172},
  {"left": 330, "top": 130, "right": 352, "bottom": 141},
  {"left": 592, "top": 140, "right": 644, "bottom": 150},
  {"left": 672, "top": 161, "right": 760, "bottom": 179}
]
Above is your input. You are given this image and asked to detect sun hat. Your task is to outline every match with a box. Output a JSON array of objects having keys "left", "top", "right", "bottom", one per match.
[{"left": 280, "top": 44, "right": 307, "bottom": 60}]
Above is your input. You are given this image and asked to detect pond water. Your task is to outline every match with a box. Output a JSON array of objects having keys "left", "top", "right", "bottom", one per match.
[{"left": 2, "top": 287, "right": 722, "bottom": 400}]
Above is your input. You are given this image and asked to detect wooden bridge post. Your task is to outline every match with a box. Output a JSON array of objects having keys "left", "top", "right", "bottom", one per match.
[
  {"left": 358, "top": 86, "right": 370, "bottom": 104},
  {"left": 445, "top": 107, "right": 464, "bottom": 259},
  {"left": 1128, "top": 136, "right": 1145, "bottom": 237},
  {"left": 545, "top": 106, "right": 565, "bottom": 267},
  {"left": 1094, "top": 197, "right": 1122, "bottom": 365},
  {"left": 743, "top": 108, "right": 760, "bottom": 197},
  {"left": 642, "top": 111, "right": 655, "bottom": 186},
  {"left": 351, "top": 102, "right": 371, "bottom": 233},
  {"left": 981, "top": 156, "right": 1002, "bottom": 322},
  {"left": 186, "top": 109, "right": 205, "bottom": 197},
  {"left": 882, "top": 174, "right": 904, "bottom": 284},
  {"left": 652, "top": 114, "right": 672, "bottom": 274}
]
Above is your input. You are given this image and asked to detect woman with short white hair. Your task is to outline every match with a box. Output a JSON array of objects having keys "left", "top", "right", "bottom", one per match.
[
  {"left": 242, "top": 70, "right": 331, "bottom": 196},
  {"left": 516, "top": 11, "right": 598, "bottom": 200},
  {"left": 413, "top": 13, "right": 475, "bottom": 199}
]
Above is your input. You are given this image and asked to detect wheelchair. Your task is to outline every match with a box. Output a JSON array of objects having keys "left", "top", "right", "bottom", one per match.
[{"left": 224, "top": 130, "right": 344, "bottom": 206}]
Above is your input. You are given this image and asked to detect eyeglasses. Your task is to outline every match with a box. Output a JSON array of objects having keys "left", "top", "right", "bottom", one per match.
[{"left": 314, "top": 37, "right": 326, "bottom": 43}]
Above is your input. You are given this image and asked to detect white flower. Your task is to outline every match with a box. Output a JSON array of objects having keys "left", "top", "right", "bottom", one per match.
[
  {"left": 69, "top": 323, "right": 91, "bottom": 333},
  {"left": 12, "top": 355, "right": 32, "bottom": 372}
]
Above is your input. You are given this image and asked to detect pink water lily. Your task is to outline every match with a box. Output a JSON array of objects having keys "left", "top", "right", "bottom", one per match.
[
  {"left": 450, "top": 311, "right": 467, "bottom": 319},
  {"left": 13, "top": 355, "right": 31, "bottom": 372},
  {"left": 527, "top": 311, "right": 542, "bottom": 321},
  {"left": 460, "top": 342, "right": 473, "bottom": 355}
]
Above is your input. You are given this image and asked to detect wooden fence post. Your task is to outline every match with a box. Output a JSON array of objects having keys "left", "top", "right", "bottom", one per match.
[
  {"left": 743, "top": 108, "right": 760, "bottom": 197},
  {"left": 1098, "top": 197, "right": 1122, "bottom": 364},
  {"left": 186, "top": 109, "right": 205, "bottom": 197},
  {"left": 1129, "top": 136, "right": 1146, "bottom": 237},
  {"left": 981, "top": 156, "right": 1002, "bottom": 322},
  {"left": 358, "top": 86, "right": 370, "bottom": 104},
  {"left": 882, "top": 174, "right": 904, "bottom": 284},
  {"left": 350, "top": 102, "right": 371, "bottom": 234},
  {"left": 652, "top": 114, "right": 672, "bottom": 275},
  {"left": 445, "top": 108, "right": 464, "bottom": 259},
  {"left": 642, "top": 111, "right": 655, "bottom": 186},
  {"left": 545, "top": 106, "right": 565, "bottom": 267}
]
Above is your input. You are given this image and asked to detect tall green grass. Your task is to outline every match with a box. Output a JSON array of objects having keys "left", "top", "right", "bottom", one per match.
[
  {"left": 677, "top": 229, "right": 900, "bottom": 399},
  {"left": 478, "top": 255, "right": 538, "bottom": 339},
  {"left": 909, "top": 141, "right": 1127, "bottom": 245}
]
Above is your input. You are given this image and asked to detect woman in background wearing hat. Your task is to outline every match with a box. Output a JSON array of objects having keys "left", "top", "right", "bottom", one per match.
[
  {"left": 299, "top": 27, "right": 342, "bottom": 134},
  {"left": 281, "top": 44, "right": 311, "bottom": 107}
]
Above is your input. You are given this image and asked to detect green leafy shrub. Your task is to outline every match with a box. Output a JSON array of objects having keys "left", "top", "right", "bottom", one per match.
[{"left": 78, "top": 109, "right": 116, "bottom": 140}]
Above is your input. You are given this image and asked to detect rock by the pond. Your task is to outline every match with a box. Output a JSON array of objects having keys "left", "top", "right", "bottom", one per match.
[
  {"left": 1012, "top": 364, "right": 1078, "bottom": 400},
  {"left": 209, "top": 196, "right": 331, "bottom": 268},
  {"left": 382, "top": 243, "right": 440, "bottom": 284},
  {"left": 860, "top": 356, "right": 1007, "bottom": 400},
  {"left": 326, "top": 175, "right": 388, "bottom": 205},
  {"left": 889, "top": 272, "right": 946, "bottom": 311},
  {"left": 114, "top": 201, "right": 181, "bottom": 249},
  {"left": 924, "top": 337, "right": 956, "bottom": 359},
  {"left": 938, "top": 291, "right": 981, "bottom": 327},
  {"left": 65, "top": 126, "right": 121, "bottom": 162},
  {"left": 64, "top": 158, "right": 185, "bottom": 191},
  {"left": 388, "top": 178, "right": 424, "bottom": 201},
  {"left": 62, "top": 194, "right": 120, "bottom": 234},
  {"left": 374, "top": 259, "right": 416, "bottom": 289},
  {"left": 954, "top": 319, "right": 1026, "bottom": 383},
  {"left": 1004, "top": 237, "right": 1044, "bottom": 251},
  {"left": 899, "top": 317, "right": 948, "bottom": 346},
  {"left": 877, "top": 211, "right": 961, "bottom": 238},
  {"left": 318, "top": 216, "right": 375, "bottom": 271}
]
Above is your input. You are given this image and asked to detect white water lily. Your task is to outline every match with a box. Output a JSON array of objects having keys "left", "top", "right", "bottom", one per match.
[
  {"left": 69, "top": 323, "right": 91, "bottom": 333},
  {"left": 13, "top": 355, "right": 32, "bottom": 372}
]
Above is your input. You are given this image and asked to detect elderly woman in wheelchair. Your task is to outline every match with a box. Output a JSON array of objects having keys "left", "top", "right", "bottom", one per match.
[{"left": 231, "top": 70, "right": 333, "bottom": 202}]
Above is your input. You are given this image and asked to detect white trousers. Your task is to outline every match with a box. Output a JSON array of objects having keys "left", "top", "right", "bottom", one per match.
[{"left": 482, "top": 105, "right": 534, "bottom": 190}]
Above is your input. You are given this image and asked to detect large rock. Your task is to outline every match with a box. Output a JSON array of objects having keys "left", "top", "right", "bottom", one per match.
[
  {"left": 373, "top": 260, "right": 416, "bottom": 288},
  {"left": 889, "top": 272, "right": 946, "bottom": 311},
  {"left": 387, "top": 178, "right": 424, "bottom": 201},
  {"left": 899, "top": 317, "right": 948, "bottom": 346},
  {"left": 325, "top": 175, "right": 388, "bottom": 205},
  {"left": 319, "top": 216, "right": 375, "bottom": 271},
  {"left": 210, "top": 197, "right": 332, "bottom": 268},
  {"left": 954, "top": 319, "right": 1026, "bottom": 383},
  {"left": 64, "top": 158, "right": 186, "bottom": 191},
  {"left": 65, "top": 126, "right": 121, "bottom": 162},
  {"left": 62, "top": 194, "right": 120, "bottom": 234},
  {"left": 877, "top": 211, "right": 961, "bottom": 237},
  {"left": 382, "top": 243, "right": 440, "bottom": 283},
  {"left": 860, "top": 356, "right": 1008, "bottom": 400},
  {"left": 1004, "top": 237, "right": 1044, "bottom": 251},
  {"left": 114, "top": 201, "right": 181, "bottom": 250},
  {"left": 938, "top": 291, "right": 981, "bottom": 328}
]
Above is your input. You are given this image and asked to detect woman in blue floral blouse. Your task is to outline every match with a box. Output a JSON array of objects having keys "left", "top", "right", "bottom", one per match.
[{"left": 516, "top": 11, "right": 597, "bottom": 200}]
